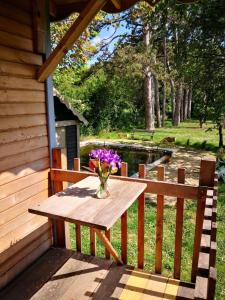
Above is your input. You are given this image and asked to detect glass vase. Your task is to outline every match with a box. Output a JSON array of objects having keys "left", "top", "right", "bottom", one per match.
[{"left": 96, "top": 176, "right": 109, "bottom": 199}]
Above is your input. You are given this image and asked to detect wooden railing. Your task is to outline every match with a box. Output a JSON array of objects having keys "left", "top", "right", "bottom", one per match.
[{"left": 51, "top": 148, "right": 217, "bottom": 299}]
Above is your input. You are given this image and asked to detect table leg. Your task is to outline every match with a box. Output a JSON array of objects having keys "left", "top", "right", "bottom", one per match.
[{"left": 94, "top": 229, "right": 123, "bottom": 265}]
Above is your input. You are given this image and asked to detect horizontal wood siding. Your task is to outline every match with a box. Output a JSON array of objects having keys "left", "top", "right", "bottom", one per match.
[{"left": 0, "top": 0, "right": 52, "bottom": 288}]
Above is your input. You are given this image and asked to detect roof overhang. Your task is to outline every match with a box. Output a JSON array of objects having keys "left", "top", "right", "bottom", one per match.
[{"left": 50, "top": 0, "right": 196, "bottom": 21}]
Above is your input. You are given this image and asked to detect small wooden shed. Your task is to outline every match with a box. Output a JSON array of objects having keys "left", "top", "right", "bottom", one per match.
[{"left": 54, "top": 88, "right": 88, "bottom": 169}]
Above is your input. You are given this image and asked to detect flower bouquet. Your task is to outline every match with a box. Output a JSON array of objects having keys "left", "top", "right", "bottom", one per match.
[{"left": 89, "top": 148, "right": 122, "bottom": 199}]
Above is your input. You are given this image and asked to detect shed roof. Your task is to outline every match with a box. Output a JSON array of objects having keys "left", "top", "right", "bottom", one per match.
[{"left": 53, "top": 88, "right": 88, "bottom": 125}]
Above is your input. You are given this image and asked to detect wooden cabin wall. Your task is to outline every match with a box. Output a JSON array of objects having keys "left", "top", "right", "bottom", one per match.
[{"left": 0, "top": 0, "right": 52, "bottom": 288}]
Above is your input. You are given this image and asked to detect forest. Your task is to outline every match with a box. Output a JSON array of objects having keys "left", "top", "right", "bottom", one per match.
[{"left": 52, "top": 0, "right": 225, "bottom": 146}]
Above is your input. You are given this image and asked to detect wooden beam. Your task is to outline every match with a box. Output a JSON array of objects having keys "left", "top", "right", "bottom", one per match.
[
  {"left": 110, "top": 0, "right": 121, "bottom": 9},
  {"left": 50, "top": 168, "right": 207, "bottom": 200},
  {"left": 38, "top": 0, "right": 107, "bottom": 82}
]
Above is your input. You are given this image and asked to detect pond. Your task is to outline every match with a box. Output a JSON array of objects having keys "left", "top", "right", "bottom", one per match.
[{"left": 80, "top": 143, "right": 167, "bottom": 177}]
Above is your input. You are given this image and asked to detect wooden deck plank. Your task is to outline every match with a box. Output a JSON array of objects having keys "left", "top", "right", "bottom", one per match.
[
  {"left": 0, "top": 249, "right": 195, "bottom": 300},
  {"left": 120, "top": 269, "right": 150, "bottom": 300},
  {"left": 0, "top": 248, "right": 72, "bottom": 300},
  {"left": 141, "top": 274, "right": 168, "bottom": 300}
]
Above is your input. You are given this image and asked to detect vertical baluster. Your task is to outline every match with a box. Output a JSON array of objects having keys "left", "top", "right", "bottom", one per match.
[
  {"left": 174, "top": 168, "right": 185, "bottom": 279},
  {"left": 90, "top": 228, "right": 96, "bottom": 256},
  {"left": 105, "top": 229, "right": 111, "bottom": 259},
  {"left": 74, "top": 158, "right": 82, "bottom": 252},
  {"left": 121, "top": 162, "right": 128, "bottom": 264},
  {"left": 155, "top": 166, "right": 165, "bottom": 274},
  {"left": 138, "top": 164, "right": 145, "bottom": 269},
  {"left": 52, "top": 148, "right": 65, "bottom": 247},
  {"left": 191, "top": 159, "right": 215, "bottom": 282}
]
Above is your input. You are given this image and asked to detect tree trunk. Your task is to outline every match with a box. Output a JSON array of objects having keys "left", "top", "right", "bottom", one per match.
[
  {"left": 162, "top": 81, "right": 166, "bottom": 127},
  {"left": 180, "top": 86, "right": 184, "bottom": 122},
  {"left": 184, "top": 88, "right": 188, "bottom": 120},
  {"left": 154, "top": 76, "right": 161, "bottom": 128},
  {"left": 174, "top": 82, "right": 182, "bottom": 126},
  {"left": 223, "top": 114, "right": 225, "bottom": 129},
  {"left": 144, "top": 25, "right": 155, "bottom": 130},
  {"left": 219, "top": 124, "right": 223, "bottom": 148},
  {"left": 187, "top": 87, "right": 192, "bottom": 118},
  {"left": 144, "top": 72, "right": 155, "bottom": 130},
  {"left": 170, "top": 79, "right": 176, "bottom": 124},
  {"left": 162, "top": 36, "right": 167, "bottom": 127}
]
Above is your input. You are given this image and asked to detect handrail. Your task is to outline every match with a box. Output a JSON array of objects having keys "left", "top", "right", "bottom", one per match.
[{"left": 51, "top": 148, "right": 217, "bottom": 299}]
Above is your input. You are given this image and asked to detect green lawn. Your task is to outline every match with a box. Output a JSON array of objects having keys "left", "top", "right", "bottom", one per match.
[
  {"left": 82, "top": 120, "right": 222, "bottom": 153},
  {"left": 76, "top": 120, "right": 224, "bottom": 298}
]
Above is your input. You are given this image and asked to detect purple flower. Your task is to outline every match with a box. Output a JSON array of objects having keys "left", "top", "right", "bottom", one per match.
[{"left": 89, "top": 148, "right": 122, "bottom": 175}]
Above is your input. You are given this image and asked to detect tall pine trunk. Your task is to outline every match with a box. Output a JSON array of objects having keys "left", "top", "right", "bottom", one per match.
[
  {"left": 162, "top": 36, "right": 167, "bottom": 127},
  {"left": 154, "top": 76, "right": 161, "bottom": 127},
  {"left": 170, "top": 79, "right": 176, "bottom": 125},
  {"left": 184, "top": 88, "right": 189, "bottom": 120},
  {"left": 187, "top": 87, "right": 192, "bottom": 118},
  {"left": 144, "top": 73, "right": 155, "bottom": 130},
  {"left": 174, "top": 82, "right": 182, "bottom": 126},
  {"left": 144, "top": 25, "right": 155, "bottom": 130}
]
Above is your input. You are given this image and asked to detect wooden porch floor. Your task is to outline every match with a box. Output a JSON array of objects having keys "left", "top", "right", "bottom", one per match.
[{"left": 0, "top": 248, "right": 195, "bottom": 300}]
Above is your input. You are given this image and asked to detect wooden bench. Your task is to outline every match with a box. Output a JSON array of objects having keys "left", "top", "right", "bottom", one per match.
[{"left": 131, "top": 129, "right": 155, "bottom": 140}]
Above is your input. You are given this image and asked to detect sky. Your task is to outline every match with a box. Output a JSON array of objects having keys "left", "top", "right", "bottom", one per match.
[{"left": 89, "top": 19, "right": 129, "bottom": 65}]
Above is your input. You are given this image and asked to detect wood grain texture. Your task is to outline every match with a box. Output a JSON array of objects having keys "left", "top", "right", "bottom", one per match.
[
  {"left": 0, "top": 179, "right": 49, "bottom": 213},
  {"left": 0, "top": 89, "right": 44, "bottom": 103},
  {"left": 0, "top": 15, "right": 32, "bottom": 39},
  {"left": 0, "top": 45, "right": 42, "bottom": 66},
  {"left": 52, "top": 148, "right": 65, "bottom": 248},
  {"left": 105, "top": 229, "right": 111, "bottom": 259},
  {"left": 0, "top": 115, "right": 47, "bottom": 131},
  {"left": 73, "top": 158, "right": 82, "bottom": 252},
  {"left": 0, "top": 188, "right": 49, "bottom": 227},
  {"left": 29, "top": 176, "right": 147, "bottom": 231},
  {"left": 0, "top": 125, "right": 48, "bottom": 145},
  {"left": 0, "top": 249, "right": 196, "bottom": 300},
  {"left": 155, "top": 166, "right": 165, "bottom": 274},
  {"left": 0, "top": 61, "right": 38, "bottom": 78},
  {"left": 138, "top": 164, "right": 145, "bottom": 269},
  {"left": 0, "top": 75, "right": 44, "bottom": 91},
  {"left": 121, "top": 162, "right": 128, "bottom": 264},
  {"left": 174, "top": 168, "right": 185, "bottom": 279},
  {"left": 0, "top": 30, "right": 33, "bottom": 51},
  {"left": 0, "top": 2, "right": 32, "bottom": 25},
  {"left": 0, "top": 136, "right": 48, "bottom": 160},
  {"left": 0, "top": 169, "right": 49, "bottom": 201},
  {"left": 50, "top": 168, "right": 205, "bottom": 200},
  {"left": 0, "top": 147, "right": 49, "bottom": 172},
  {"left": 0, "top": 157, "right": 49, "bottom": 186}
]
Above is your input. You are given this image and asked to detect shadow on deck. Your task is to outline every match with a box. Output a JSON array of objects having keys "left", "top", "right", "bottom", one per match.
[{"left": 0, "top": 248, "right": 195, "bottom": 300}]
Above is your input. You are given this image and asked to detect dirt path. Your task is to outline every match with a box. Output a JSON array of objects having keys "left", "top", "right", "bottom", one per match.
[{"left": 148, "top": 147, "right": 215, "bottom": 204}]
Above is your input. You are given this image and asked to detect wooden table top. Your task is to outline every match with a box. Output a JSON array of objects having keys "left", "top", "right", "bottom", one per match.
[{"left": 29, "top": 176, "right": 147, "bottom": 231}]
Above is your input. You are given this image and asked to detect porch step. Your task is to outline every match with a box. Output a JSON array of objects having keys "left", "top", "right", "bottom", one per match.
[{"left": 0, "top": 248, "right": 195, "bottom": 300}]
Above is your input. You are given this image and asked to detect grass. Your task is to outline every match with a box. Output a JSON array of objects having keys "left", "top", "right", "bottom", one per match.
[
  {"left": 81, "top": 120, "right": 223, "bottom": 153},
  {"left": 75, "top": 120, "right": 224, "bottom": 298},
  {"left": 70, "top": 199, "right": 196, "bottom": 281}
]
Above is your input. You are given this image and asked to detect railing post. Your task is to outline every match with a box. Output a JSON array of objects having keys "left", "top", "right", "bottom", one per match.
[
  {"left": 191, "top": 158, "right": 216, "bottom": 282},
  {"left": 138, "top": 164, "right": 145, "bottom": 269},
  {"left": 155, "top": 166, "right": 165, "bottom": 274},
  {"left": 74, "top": 158, "right": 82, "bottom": 253},
  {"left": 52, "top": 148, "right": 65, "bottom": 247},
  {"left": 121, "top": 162, "right": 128, "bottom": 264},
  {"left": 174, "top": 168, "right": 185, "bottom": 279}
]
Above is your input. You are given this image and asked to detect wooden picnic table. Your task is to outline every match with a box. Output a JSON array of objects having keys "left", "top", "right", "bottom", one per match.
[{"left": 29, "top": 176, "right": 147, "bottom": 264}]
